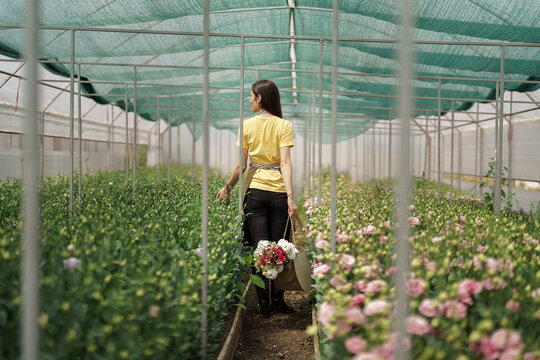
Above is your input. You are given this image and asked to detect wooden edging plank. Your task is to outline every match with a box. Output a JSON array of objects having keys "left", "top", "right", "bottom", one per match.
[{"left": 216, "top": 280, "right": 252, "bottom": 360}]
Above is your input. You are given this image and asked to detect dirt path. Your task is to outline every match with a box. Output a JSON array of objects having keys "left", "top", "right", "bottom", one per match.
[{"left": 233, "top": 290, "right": 315, "bottom": 360}]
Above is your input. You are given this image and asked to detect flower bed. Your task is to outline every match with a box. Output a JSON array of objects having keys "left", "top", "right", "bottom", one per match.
[
  {"left": 0, "top": 168, "right": 243, "bottom": 359},
  {"left": 307, "top": 175, "right": 540, "bottom": 360}
]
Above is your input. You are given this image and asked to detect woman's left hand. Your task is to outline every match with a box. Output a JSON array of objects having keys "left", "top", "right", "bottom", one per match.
[
  {"left": 216, "top": 186, "right": 231, "bottom": 203},
  {"left": 287, "top": 196, "right": 297, "bottom": 217}
]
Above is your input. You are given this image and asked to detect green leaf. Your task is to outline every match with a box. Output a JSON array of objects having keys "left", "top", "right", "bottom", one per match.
[
  {"left": 235, "top": 255, "right": 246, "bottom": 265},
  {"left": 244, "top": 254, "right": 253, "bottom": 265},
  {"left": 236, "top": 281, "right": 246, "bottom": 293},
  {"left": 250, "top": 274, "right": 265, "bottom": 289},
  {"left": 234, "top": 303, "right": 247, "bottom": 310}
]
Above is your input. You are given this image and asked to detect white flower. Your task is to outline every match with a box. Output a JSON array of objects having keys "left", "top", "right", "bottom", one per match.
[
  {"left": 277, "top": 265, "right": 284, "bottom": 273},
  {"left": 264, "top": 268, "right": 278, "bottom": 280},
  {"left": 277, "top": 238, "right": 299, "bottom": 259},
  {"left": 256, "top": 240, "right": 271, "bottom": 251}
]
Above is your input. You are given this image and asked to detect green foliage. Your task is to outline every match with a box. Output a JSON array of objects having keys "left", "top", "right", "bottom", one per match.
[
  {"left": 0, "top": 168, "right": 243, "bottom": 359},
  {"left": 479, "top": 157, "right": 516, "bottom": 209}
]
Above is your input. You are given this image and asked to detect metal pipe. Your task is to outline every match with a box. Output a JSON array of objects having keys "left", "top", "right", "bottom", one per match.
[
  {"left": 388, "top": 111, "right": 392, "bottom": 185},
  {"left": 495, "top": 46, "right": 505, "bottom": 214},
  {"left": 133, "top": 66, "right": 137, "bottom": 199},
  {"left": 493, "top": 80, "right": 500, "bottom": 213},
  {"left": 124, "top": 85, "right": 129, "bottom": 186},
  {"left": 437, "top": 79, "right": 441, "bottom": 201},
  {"left": 69, "top": 29, "right": 75, "bottom": 213},
  {"left": 238, "top": 36, "right": 245, "bottom": 216},
  {"left": 508, "top": 91, "right": 513, "bottom": 208},
  {"left": 394, "top": 0, "right": 414, "bottom": 357},
  {"left": 450, "top": 100, "right": 455, "bottom": 202},
  {"left": 317, "top": 39, "right": 323, "bottom": 206},
  {"left": 372, "top": 120, "right": 375, "bottom": 180},
  {"left": 21, "top": 0, "right": 40, "bottom": 358},
  {"left": 424, "top": 117, "right": 428, "bottom": 177},
  {"left": 168, "top": 87, "right": 172, "bottom": 181},
  {"left": 157, "top": 97, "right": 161, "bottom": 183},
  {"left": 475, "top": 103, "right": 479, "bottom": 195},
  {"left": 40, "top": 111, "right": 44, "bottom": 178},
  {"left": 330, "top": 0, "right": 338, "bottom": 253},
  {"left": 78, "top": 63, "right": 82, "bottom": 205},
  {"left": 192, "top": 99, "right": 196, "bottom": 178},
  {"left": 201, "top": 0, "right": 210, "bottom": 358},
  {"left": 112, "top": 105, "right": 115, "bottom": 171}
]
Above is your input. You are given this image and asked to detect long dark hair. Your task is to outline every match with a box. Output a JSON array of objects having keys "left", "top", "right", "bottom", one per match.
[{"left": 252, "top": 79, "right": 283, "bottom": 118}]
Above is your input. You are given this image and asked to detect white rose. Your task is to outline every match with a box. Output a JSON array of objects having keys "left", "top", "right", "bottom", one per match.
[
  {"left": 277, "top": 265, "right": 284, "bottom": 273},
  {"left": 265, "top": 268, "right": 278, "bottom": 280},
  {"left": 287, "top": 247, "right": 299, "bottom": 260},
  {"left": 256, "top": 240, "right": 271, "bottom": 251}
]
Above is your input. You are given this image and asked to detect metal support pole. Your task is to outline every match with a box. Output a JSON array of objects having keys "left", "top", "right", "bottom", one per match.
[
  {"left": 40, "top": 111, "right": 44, "bottom": 178},
  {"left": 69, "top": 29, "right": 75, "bottom": 213},
  {"left": 450, "top": 100, "right": 455, "bottom": 202},
  {"left": 201, "top": 0, "right": 210, "bottom": 358},
  {"left": 317, "top": 39, "right": 323, "bottom": 206},
  {"left": 77, "top": 63, "right": 82, "bottom": 205},
  {"left": 495, "top": 46, "right": 505, "bottom": 214},
  {"left": 133, "top": 66, "right": 138, "bottom": 198},
  {"left": 355, "top": 135, "right": 359, "bottom": 182},
  {"left": 411, "top": 133, "right": 415, "bottom": 177},
  {"left": 493, "top": 80, "right": 500, "bottom": 213},
  {"left": 311, "top": 89, "right": 316, "bottom": 204},
  {"left": 395, "top": 0, "right": 414, "bottom": 357},
  {"left": 112, "top": 105, "right": 115, "bottom": 171},
  {"left": 238, "top": 35, "right": 245, "bottom": 215},
  {"left": 363, "top": 133, "right": 367, "bottom": 182},
  {"left": 424, "top": 117, "right": 428, "bottom": 177},
  {"left": 508, "top": 91, "right": 513, "bottom": 207},
  {"left": 168, "top": 87, "right": 172, "bottom": 180},
  {"left": 372, "top": 120, "right": 375, "bottom": 180},
  {"left": 157, "top": 97, "right": 161, "bottom": 183},
  {"left": 178, "top": 108, "right": 181, "bottom": 166},
  {"left": 388, "top": 111, "right": 392, "bottom": 185},
  {"left": 330, "top": 0, "right": 338, "bottom": 252},
  {"left": 192, "top": 99, "right": 196, "bottom": 178},
  {"left": 378, "top": 127, "right": 382, "bottom": 179},
  {"left": 124, "top": 85, "right": 129, "bottom": 185},
  {"left": 475, "top": 102, "right": 479, "bottom": 195},
  {"left": 437, "top": 79, "right": 441, "bottom": 201},
  {"left": 21, "top": 0, "right": 40, "bottom": 358}
]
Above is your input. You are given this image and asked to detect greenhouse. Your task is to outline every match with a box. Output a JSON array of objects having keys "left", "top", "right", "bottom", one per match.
[{"left": 0, "top": 0, "right": 539, "bottom": 359}]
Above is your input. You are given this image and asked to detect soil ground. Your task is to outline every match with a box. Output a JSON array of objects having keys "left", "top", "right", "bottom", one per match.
[{"left": 233, "top": 289, "right": 315, "bottom": 360}]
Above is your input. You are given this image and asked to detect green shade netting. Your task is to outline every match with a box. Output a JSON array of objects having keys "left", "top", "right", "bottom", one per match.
[{"left": 0, "top": 0, "right": 538, "bottom": 142}]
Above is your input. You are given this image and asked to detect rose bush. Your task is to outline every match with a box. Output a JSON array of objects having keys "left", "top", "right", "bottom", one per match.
[
  {"left": 307, "top": 175, "right": 540, "bottom": 360},
  {"left": 0, "top": 167, "right": 243, "bottom": 359}
]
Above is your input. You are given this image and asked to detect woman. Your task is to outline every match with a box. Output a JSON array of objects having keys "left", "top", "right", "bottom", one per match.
[{"left": 216, "top": 79, "right": 297, "bottom": 317}]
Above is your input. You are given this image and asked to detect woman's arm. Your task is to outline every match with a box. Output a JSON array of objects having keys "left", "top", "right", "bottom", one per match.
[
  {"left": 280, "top": 146, "right": 297, "bottom": 216},
  {"left": 216, "top": 148, "right": 249, "bottom": 203}
]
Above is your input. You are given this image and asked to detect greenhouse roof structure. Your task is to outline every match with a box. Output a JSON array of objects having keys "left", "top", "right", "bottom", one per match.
[{"left": 0, "top": 0, "right": 539, "bottom": 142}]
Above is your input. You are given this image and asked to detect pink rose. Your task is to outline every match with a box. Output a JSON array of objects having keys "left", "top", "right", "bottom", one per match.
[
  {"left": 315, "top": 232, "right": 323, "bottom": 242},
  {"left": 345, "top": 307, "right": 366, "bottom": 326},
  {"left": 458, "top": 215, "right": 466, "bottom": 223},
  {"left": 336, "top": 318, "right": 352, "bottom": 334},
  {"left": 406, "top": 278, "right": 425, "bottom": 296},
  {"left": 425, "top": 261, "right": 437, "bottom": 271},
  {"left": 365, "top": 280, "right": 387, "bottom": 295},
  {"left": 475, "top": 220, "right": 482, "bottom": 226},
  {"left": 486, "top": 257, "right": 499, "bottom": 271},
  {"left": 457, "top": 279, "right": 483, "bottom": 305},
  {"left": 354, "top": 280, "right": 367, "bottom": 292},
  {"left": 345, "top": 336, "right": 366, "bottom": 355},
  {"left": 337, "top": 234, "right": 349, "bottom": 243},
  {"left": 410, "top": 217, "right": 420, "bottom": 226},
  {"left": 350, "top": 294, "right": 365, "bottom": 307},
  {"left": 352, "top": 354, "right": 379, "bottom": 360},
  {"left": 500, "top": 348, "right": 521, "bottom": 360},
  {"left": 491, "top": 329, "right": 521, "bottom": 351},
  {"left": 306, "top": 231, "right": 313, "bottom": 238},
  {"left": 505, "top": 300, "right": 520, "bottom": 314},
  {"left": 384, "top": 220, "right": 390, "bottom": 229},
  {"left": 341, "top": 254, "right": 356, "bottom": 269},
  {"left": 364, "top": 300, "right": 389, "bottom": 316},
  {"left": 418, "top": 298, "right": 436, "bottom": 317},
  {"left": 315, "top": 240, "right": 329, "bottom": 250},
  {"left": 431, "top": 236, "right": 443, "bottom": 244},
  {"left": 365, "top": 224, "right": 376, "bottom": 235},
  {"left": 409, "top": 205, "right": 415, "bottom": 211},
  {"left": 330, "top": 274, "right": 347, "bottom": 288},
  {"left": 480, "top": 337, "right": 501, "bottom": 360},
  {"left": 313, "top": 263, "right": 330, "bottom": 275},
  {"left": 438, "top": 300, "right": 467, "bottom": 319},
  {"left": 405, "top": 315, "right": 432, "bottom": 335},
  {"left": 379, "top": 235, "right": 388, "bottom": 244},
  {"left": 63, "top": 257, "right": 81, "bottom": 269},
  {"left": 317, "top": 301, "right": 337, "bottom": 325},
  {"left": 385, "top": 267, "right": 397, "bottom": 276},
  {"left": 477, "top": 245, "right": 486, "bottom": 253}
]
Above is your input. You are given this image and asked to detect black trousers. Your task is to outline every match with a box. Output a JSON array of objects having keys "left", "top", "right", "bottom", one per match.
[{"left": 244, "top": 188, "right": 290, "bottom": 248}]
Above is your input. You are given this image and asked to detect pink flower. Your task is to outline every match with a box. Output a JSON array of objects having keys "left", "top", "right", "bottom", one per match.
[
  {"left": 438, "top": 300, "right": 467, "bottom": 319},
  {"left": 336, "top": 318, "right": 352, "bottom": 334},
  {"left": 405, "top": 315, "right": 432, "bottom": 335},
  {"left": 345, "top": 307, "right": 367, "bottom": 326},
  {"left": 364, "top": 280, "right": 387, "bottom": 294},
  {"left": 385, "top": 267, "right": 397, "bottom": 276},
  {"left": 431, "top": 236, "right": 443, "bottom": 244},
  {"left": 317, "top": 301, "right": 337, "bottom": 325},
  {"left": 337, "top": 234, "right": 349, "bottom": 243},
  {"left": 477, "top": 245, "right": 486, "bottom": 253},
  {"left": 345, "top": 336, "right": 366, "bottom": 355},
  {"left": 306, "top": 231, "right": 313, "bottom": 238},
  {"left": 330, "top": 274, "right": 347, "bottom": 289},
  {"left": 364, "top": 300, "right": 389, "bottom": 316},
  {"left": 457, "top": 279, "right": 483, "bottom": 305},
  {"left": 505, "top": 300, "right": 520, "bottom": 314},
  {"left": 486, "top": 257, "right": 499, "bottom": 271},
  {"left": 480, "top": 337, "right": 501, "bottom": 360},
  {"left": 340, "top": 254, "right": 356, "bottom": 269},
  {"left": 425, "top": 261, "right": 437, "bottom": 271},
  {"left": 418, "top": 298, "right": 436, "bottom": 317},
  {"left": 63, "top": 257, "right": 81, "bottom": 269},
  {"left": 491, "top": 329, "right": 522, "bottom": 350},
  {"left": 365, "top": 224, "right": 376, "bottom": 235},
  {"left": 354, "top": 280, "right": 367, "bottom": 292},
  {"left": 409, "top": 205, "right": 415, "bottom": 211},
  {"left": 406, "top": 278, "right": 425, "bottom": 296},
  {"left": 458, "top": 215, "right": 466, "bottom": 223},
  {"left": 313, "top": 263, "right": 330, "bottom": 275},
  {"left": 352, "top": 354, "right": 379, "bottom": 360},
  {"left": 532, "top": 288, "right": 540, "bottom": 299},
  {"left": 350, "top": 294, "right": 365, "bottom": 307},
  {"left": 500, "top": 348, "right": 521, "bottom": 360},
  {"left": 379, "top": 235, "right": 388, "bottom": 244},
  {"left": 475, "top": 220, "right": 482, "bottom": 226},
  {"left": 315, "top": 232, "right": 323, "bottom": 242},
  {"left": 384, "top": 220, "right": 391, "bottom": 229},
  {"left": 410, "top": 217, "right": 420, "bottom": 226},
  {"left": 315, "top": 240, "right": 329, "bottom": 250}
]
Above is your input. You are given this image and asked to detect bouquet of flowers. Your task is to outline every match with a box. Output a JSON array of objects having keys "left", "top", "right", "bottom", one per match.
[{"left": 253, "top": 239, "right": 299, "bottom": 280}]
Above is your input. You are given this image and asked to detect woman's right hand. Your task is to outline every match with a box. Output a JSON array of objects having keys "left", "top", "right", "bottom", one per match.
[
  {"left": 216, "top": 186, "right": 231, "bottom": 203},
  {"left": 287, "top": 196, "right": 297, "bottom": 217}
]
